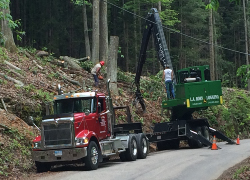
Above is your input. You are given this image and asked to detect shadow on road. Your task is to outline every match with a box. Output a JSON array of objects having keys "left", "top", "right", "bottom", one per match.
[{"left": 50, "top": 159, "right": 123, "bottom": 172}]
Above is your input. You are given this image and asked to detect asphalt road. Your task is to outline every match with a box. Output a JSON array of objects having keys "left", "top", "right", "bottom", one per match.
[{"left": 37, "top": 139, "right": 250, "bottom": 180}]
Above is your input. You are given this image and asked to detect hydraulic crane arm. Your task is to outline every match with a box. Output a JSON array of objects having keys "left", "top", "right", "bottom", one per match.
[{"left": 134, "top": 8, "right": 174, "bottom": 112}]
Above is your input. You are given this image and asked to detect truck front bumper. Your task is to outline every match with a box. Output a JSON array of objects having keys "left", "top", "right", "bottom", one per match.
[{"left": 32, "top": 147, "right": 87, "bottom": 163}]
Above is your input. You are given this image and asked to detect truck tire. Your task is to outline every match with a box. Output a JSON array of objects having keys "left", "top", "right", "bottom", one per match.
[
  {"left": 188, "top": 127, "right": 203, "bottom": 148},
  {"left": 35, "top": 161, "right": 51, "bottom": 173},
  {"left": 136, "top": 133, "right": 148, "bottom": 159},
  {"left": 125, "top": 134, "right": 138, "bottom": 161},
  {"left": 85, "top": 141, "right": 99, "bottom": 170}
]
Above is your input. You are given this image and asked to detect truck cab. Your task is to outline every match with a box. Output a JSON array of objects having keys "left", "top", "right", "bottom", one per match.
[{"left": 32, "top": 83, "right": 149, "bottom": 172}]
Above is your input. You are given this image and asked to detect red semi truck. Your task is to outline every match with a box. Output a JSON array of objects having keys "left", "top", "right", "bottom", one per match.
[{"left": 31, "top": 80, "right": 149, "bottom": 172}]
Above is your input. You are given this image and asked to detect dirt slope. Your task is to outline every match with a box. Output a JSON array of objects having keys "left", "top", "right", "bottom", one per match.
[{"left": 0, "top": 48, "right": 164, "bottom": 178}]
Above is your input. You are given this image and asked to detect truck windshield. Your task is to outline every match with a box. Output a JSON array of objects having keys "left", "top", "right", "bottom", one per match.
[{"left": 54, "top": 98, "right": 96, "bottom": 114}]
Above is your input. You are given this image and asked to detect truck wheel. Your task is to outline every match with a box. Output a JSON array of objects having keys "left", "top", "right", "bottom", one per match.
[
  {"left": 85, "top": 141, "right": 99, "bottom": 170},
  {"left": 188, "top": 127, "right": 203, "bottom": 148},
  {"left": 136, "top": 133, "right": 148, "bottom": 159},
  {"left": 125, "top": 134, "right": 138, "bottom": 161},
  {"left": 35, "top": 161, "right": 51, "bottom": 173}
]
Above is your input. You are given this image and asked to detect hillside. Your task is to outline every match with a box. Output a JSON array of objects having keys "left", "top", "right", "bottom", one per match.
[
  {"left": 0, "top": 47, "right": 165, "bottom": 179},
  {"left": 1, "top": 47, "right": 250, "bottom": 179}
]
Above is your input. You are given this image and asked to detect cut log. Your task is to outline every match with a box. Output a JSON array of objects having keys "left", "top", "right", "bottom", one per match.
[
  {"left": 1, "top": 98, "right": 8, "bottom": 112},
  {"left": 59, "top": 56, "right": 82, "bottom": 70},
  {"left": 77, "top": 56, "right": 90, "bottom": 62},
  {"left": 24, "top": 51, "right": 33, "bottom": 59},
  {"left": 57, "top": 71, "right": 81, "bottom": 86},
  {"left": 7, "top": 67, "right": 25, "bottom": 79},
  {"left": 51, "top": 59, "right": 68, "bottom": 68},
  {"left": 61, "top": 68, "right": 85, "bottom": 76},
  {"left": 33, "top": 60, "right": 43, "bottom": 70},
  {"left": 4, "top": 60, "right": 21, "bottom": 71},
  {"left": 36, "top": 51, "right": 49, "bottom": 57},
  {"left": 0, "top": 73, "right": 24, "bottom": 87}
]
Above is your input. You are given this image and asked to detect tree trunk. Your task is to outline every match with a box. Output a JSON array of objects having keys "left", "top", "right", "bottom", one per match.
[
  {"left": 243, "top": 0, "right": 250, "bottom": 90},
  {"left": 213, "top": 11, "right": 218, "bottom": 80},
  {"left": 1, "top": 2, "right": 17, "bottom": 53},
  {"left": 107, "top": 36, "right": 119, "bottom": 95},
  {"left": 133, "top": 0, "right": 138, "bottom": 72},
  {"left": 83, "top": 2, "right": 91, "bottom": 59},
  {"left": 99, "top": 0, "right": 108, "bottom": 62},
  {"left": 92, "top": 0, "right": 100, "bottom": 64},
  {"left": 125, "top": 23, "right": 129, "bottom": 72},
  {"left": 123, "top": 0, "right": 129, "bottom": 72},
  {"left": 179, "top": 0, "right": 183, "bottom": 69},
  {"left": 209, "top": 1, "right": 215, "bottom": 80}
]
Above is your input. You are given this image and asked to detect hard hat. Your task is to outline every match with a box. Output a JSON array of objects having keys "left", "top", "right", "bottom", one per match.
[{"left": 100, "top": 61, "right": 105, "bottom": 66}]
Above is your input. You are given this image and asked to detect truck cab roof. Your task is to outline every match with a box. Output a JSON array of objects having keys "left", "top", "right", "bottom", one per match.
[{"left": 53, "top": 91, "right": 106, "bottom": 100}]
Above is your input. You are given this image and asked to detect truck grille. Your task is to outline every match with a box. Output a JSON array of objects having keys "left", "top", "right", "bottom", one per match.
[{"left": 43, "top": 122, "right": 72, "bottom": 146}]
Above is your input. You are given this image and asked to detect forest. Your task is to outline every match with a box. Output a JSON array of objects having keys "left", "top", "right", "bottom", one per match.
[{"left": 0, "top": 0, "right": 247, "bottom": 89}]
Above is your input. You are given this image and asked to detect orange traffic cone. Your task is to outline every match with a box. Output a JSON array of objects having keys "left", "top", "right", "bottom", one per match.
[
  {"left": 211, "top": 135, "right": 218, "bottom": 150},
  {"left": 236, "top": 135, "right": 240, "bottom": 145}
]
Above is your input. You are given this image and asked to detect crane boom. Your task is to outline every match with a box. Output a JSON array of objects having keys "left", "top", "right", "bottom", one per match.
[{"left": 134, "top": 8, "right": 175, "bottom": 112}]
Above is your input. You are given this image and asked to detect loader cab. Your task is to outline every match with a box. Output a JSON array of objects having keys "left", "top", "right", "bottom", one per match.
[{"left": 176, "top": 65, "right": 210, "bottom": 84}]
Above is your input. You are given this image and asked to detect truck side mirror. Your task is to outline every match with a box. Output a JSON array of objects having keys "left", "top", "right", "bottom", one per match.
[
  {"left": 28, "top": 116, "right": 41, "bottom": 132},
  {"left": 28, "top": 116, "right": 34, "bottom": 126},
  {"left": 84, "top": 109, "right": 90, "bottom": 116}
]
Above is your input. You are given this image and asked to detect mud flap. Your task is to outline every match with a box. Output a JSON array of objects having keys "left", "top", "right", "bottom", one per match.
[
  {"left": 209, "top": 127, "right": 235, "bottom": 144},
  {"left": 187, "top": 130, "right": 213, "bottom": 148}
]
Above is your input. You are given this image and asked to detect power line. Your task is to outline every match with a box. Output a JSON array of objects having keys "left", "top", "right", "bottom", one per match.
[{"left": 101, "top": 0, "right": 250, "bottom": 56}]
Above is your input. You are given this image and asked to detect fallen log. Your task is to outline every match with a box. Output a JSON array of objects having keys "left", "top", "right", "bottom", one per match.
[
  {"left": 7, "top": 68, "right": 25, "bottom": 79},
  {"left": 33, "top": 60, "right": 43, "bottom": 70},
  {"left": 0, "top": 73, "right": 24, "bottom": 87},
  {"left": 77, "top": 56, "right": 90, "bottom": 62},
  {"left": 36, "top": 51, "right": 49, "bottom": 57},
  {"left": 57, "top": 71, "right": 81, "bottom": 86},
  {"left": 1, "top": 98, "right": 8, "bottom": 112},
  {"left": 24, "top": 51, "right": 33, "bottom": 59},
  {"left": 60, "top": 68, "right": 85, "bottom": 76},
  {"left": 51, "top": 59, "right": 68, "bottom": 68},
  {"left": 59, "top": 56, "right": 82, "bottom": 70},
  {"left": 4, "top": 60, "right": 21, "bottom": 71}
]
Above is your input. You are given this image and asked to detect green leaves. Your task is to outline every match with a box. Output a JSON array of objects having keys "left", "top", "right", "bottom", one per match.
[
  {"left": 71, "top": 0, "right": 92, "bottom": 6},
  {"left": 236, "top": 65, "right": 250, "bottom": 88},
  {"left": 207, "top": 0, "right": 240, "bottom": 10}
]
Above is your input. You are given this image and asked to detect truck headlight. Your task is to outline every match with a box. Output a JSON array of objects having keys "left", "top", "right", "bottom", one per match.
[
  {"left": 32, "top": 141, "right": 41, "bottom": 149},
  {"left": 75, "top": 137, "right": 89, "bottom": 146}
]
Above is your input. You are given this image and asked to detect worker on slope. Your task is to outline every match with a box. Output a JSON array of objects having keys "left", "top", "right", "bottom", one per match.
[
  {"left": 162, "top": 64, "right": 175, "bottom": 99},
  {"left": 91, "top": 61, "right": 105, "bottom": 87}
]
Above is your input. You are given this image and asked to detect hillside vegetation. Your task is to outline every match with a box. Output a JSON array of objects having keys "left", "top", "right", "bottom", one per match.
[{"left": 0, "top": 47, "right": 250, "bottom": 179}]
